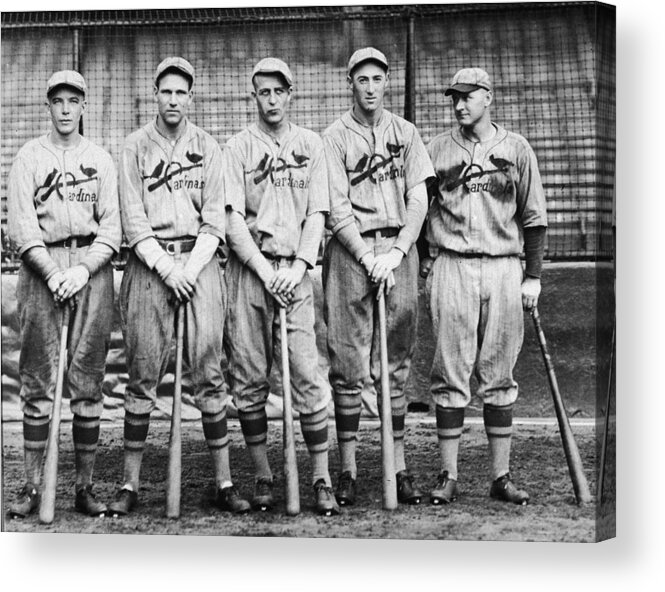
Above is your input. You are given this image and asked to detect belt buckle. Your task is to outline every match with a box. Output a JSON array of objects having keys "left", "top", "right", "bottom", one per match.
[
  {"left": 165, "top": 241, "right": 177, "bottom": 255},
  {"left": 63, "top": 237, "right": 74, "bottom": 249}
]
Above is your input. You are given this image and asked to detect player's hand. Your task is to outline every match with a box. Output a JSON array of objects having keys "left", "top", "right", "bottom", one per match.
[
  {"left": 521, "top": 277, "right": 541, "bottom": 311},
  {"left": 376, "top": 271, "right": 396, "bottom": 299},
  {"left": 46, "top": 271, "right": 66, "bottom": 299},
  {"left": 254, "top": 260, "right": 292, "bottom": 308},
  {"left": 419, "top": 257, "right": 434, "bottom": 279},
  {"left": 369, "top": 248, "right": 404, "bottom": 284},
  {"left": 164, "top": 262, "right": 195, "bottom": 302},
  {"left": 55, "top": 265, "right": 90, "bottom": 302},
  {"left": 270, "top": 260, "right": 307, "bottom": 298}
]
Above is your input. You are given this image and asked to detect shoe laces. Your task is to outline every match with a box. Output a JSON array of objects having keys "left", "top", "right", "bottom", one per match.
[
  {"left": 314, "top": 479, "right": 332, "bottom": 494},
  {"left": 255, "top": 478, "right": 272, "bottom": 495},
  {"left": 338, "top": 471, "right": 353, "bottom": 487},
  {"left": 18, "top": 483, "right": 38, "bottom": 497}
]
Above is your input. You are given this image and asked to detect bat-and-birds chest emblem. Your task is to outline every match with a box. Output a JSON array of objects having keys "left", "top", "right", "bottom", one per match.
[{"left": 143, "top": 150, "right": 204, "bottom": 192}]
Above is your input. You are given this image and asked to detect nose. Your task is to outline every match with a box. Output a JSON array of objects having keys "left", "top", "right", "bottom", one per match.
[
  {"left": 268, "top": 91, "right": 277, "bottom": 105},
  {"left": 367, "top": 81, "right": 376, "bottom": 94}
]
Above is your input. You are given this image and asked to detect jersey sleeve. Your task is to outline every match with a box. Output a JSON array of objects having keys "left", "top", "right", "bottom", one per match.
[
  {"left": 323, "top": 130, "right": 355, "bottom": 234},
  {"left": 91, "top": 150, "right": 122, "bottom": 252},
  {"left": 222, "top": 137, "right": 247, "bottom": 217},
  {"left": 199, "top": 138, "right": 226, "bottom": 242},
  {"left": 515, "top": 138, "right": 548, "bottom": 228},
  {"left": 118, "top": 136, "right": 155, "bottom": 248},
  {"left": 7, "top": 148, "right": 48, "bottom": 256},
  {"left": 306, "top": 135, "right": 329, "bottom": 216},
  {"left": 403, "top": 124, "right": 436, "bottom": 191}
]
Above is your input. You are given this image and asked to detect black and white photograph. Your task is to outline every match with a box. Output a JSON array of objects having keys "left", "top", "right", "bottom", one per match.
[{"left": 1, "top": 0, "right": 617, "bottom": 553}]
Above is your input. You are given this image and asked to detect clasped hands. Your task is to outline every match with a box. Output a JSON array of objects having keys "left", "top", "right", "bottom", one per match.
[
  {"left": 47, "top": 265, "right": 89, "bottom": 305},
  {"left": 360, "top": 248, "right": 404, "bottom": 297}
]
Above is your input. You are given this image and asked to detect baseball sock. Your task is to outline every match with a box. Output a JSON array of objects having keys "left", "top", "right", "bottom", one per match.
[
  {"left": 334, "top": 392, "right": 361, "bottom": 478},
  {"left": 436, "top": 405, "right": 465, "bottom": 480},
  {"left": 23, "top": 414, "right": 49, "bottom": 485},
  {"left": 238, "top": 408, "right": 272, "bottom": 480},
  {"left": 391, "top": 395, "right": 407, "bottom": 473},
  {"left": 72, "top": 414, "right": 100, "bottom": 488},
  {"left": 122, "top": 410, "right": 150, "bottom": 491},
  {"left": 300, "top": 408, "right": 330, "bottom": 486},
  {"left": 484, "top": 403, "right": 513, "bottom": 481},
  {"left": 202, "top": 409, "right": 232, "bottom": 487}
]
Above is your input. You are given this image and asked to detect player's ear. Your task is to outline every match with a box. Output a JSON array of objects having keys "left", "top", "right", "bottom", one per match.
[
  {"left": 153, "top": 84, "right": 159, "bottom": 102},
  {"left": 346, "top": 75, "right": 353, "bottom": 88},
  {"left": 485, "top": 90, "right": 493, "bottom": 107},
  {"left": 80, "top": 99, "right": 88, "bottom": 115}
]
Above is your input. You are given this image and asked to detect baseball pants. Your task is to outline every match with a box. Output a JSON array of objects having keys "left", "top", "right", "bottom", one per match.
[
  {"left": 322, "top": 233, "right": 419, "bottom": 408},
  {"left": 16, "top": 245, "right": 113, "bottom": 419},
  {"left": 224, "top": 253, "right": 329, "bottom": 415},
  {"left": 426, "top": 250, "right": 524, "bottom": 408},
  {"left": 119, "top": 251, "right": 229, "bottom": 416}
]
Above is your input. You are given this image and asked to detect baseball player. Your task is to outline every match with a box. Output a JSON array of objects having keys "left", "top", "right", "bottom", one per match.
[
  {"left": 423, "top": 68, "right": 547, "bottom": 506},
  {"left": 322, "top": 48, "right": 435, "bottom": 506},
  {"left": 109, "top": 57, "right": 250, "bottom": 516},
  {"left": 6, "top": 70, "right": 121, "bottom": 518},
  {"left": 224, "top": 58, "right": 339, "bottom": 516}
]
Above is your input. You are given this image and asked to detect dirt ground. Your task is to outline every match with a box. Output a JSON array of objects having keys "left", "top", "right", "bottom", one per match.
[{"left": 1, "top": 415, "right": 614, "bottom": 541}]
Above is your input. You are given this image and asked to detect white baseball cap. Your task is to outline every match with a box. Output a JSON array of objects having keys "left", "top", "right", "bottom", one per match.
[
  {"left": 46, "top": 70, "right": 87, "bottom": 96},
  {"left": 251, "top": 57, "right": 293, "bottom": 86},
  {"left": 445, "top": 68, "right": 492, "bottom": 95},
  {"left": 154, "top": 56, "right": 195, "bottom": 86},
  {"left": 347, "top": 47, "right": 389, "bottom": 76}
]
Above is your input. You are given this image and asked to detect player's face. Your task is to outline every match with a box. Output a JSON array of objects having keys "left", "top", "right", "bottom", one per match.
[
  {"left": 47, "top": 87, "right": 86, "bottom": 137},
  {"left": 349, "top": 62, "right": 388, "bottom": 115},
  {"left": 154, "top": 73, "right": 193, "bottom": 129},
  {"left": 450, "top": 88, "right": 492, "bottom": 128},
  {"left": 252, "top": 74, "right": 292, "bottom": 127}
]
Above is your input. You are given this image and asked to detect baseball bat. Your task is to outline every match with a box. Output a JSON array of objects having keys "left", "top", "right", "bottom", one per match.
[
  {"left": 39, "top": 304, "right": 71, "bottom": 524},
  {"left": 597, "top": 324, "right": 615, "bottom": 504},
  {"left": 166, "top": 303, "right": 185, "bottom": 518},
  {"left": 531, "top": 307, "right": 592, "bottom": 505},
  {"left": 279, "top": 305, "right": 300, "bottom": 516},
  {"left": 377, "top": 288, "right": 398, "bottom": 510}
]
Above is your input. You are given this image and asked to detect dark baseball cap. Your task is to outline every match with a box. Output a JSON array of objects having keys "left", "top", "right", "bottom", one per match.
[
  {"left": 154, "top": 57, "right": 195, "bottom": 86},
  {"left": 46, "top": 70, "right": 87, "bottom": 97},
  {"left": 445, "top": 68, "right": 492, "bottom": 95},
  {"left": 347, "top": 47, "right": 389, "bottom": 76}
]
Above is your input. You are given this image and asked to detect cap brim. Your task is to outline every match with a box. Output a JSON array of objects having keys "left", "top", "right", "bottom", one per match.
[
  {"left": 348, "top": 58, "right": 389, "bottom": 76},
  {"left": 47, "top": 83, "right": 86, "bottom": 96},
  {"left": 445, "top": 83, "right": 489, "bottom": 95}
]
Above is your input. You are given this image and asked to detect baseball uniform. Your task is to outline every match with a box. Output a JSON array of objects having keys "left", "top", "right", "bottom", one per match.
[{"left": 322, "top": 106, "right": 434, "bottom": 497}]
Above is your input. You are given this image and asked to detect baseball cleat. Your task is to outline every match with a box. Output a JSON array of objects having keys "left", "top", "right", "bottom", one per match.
[
  {"left": 489, "top": 473, "right": 530, "bottom": 505},
  {"left": 7, "top": 483, "right": 40, "bottom": 519},
  {"left": 215, "top": 485, "right": 251, "bottom": 514},
  {"left": 396, "top": 470, "right": 423, "bottom": 505},
  {"left": 313, "top": 479, "right": 340, "bottom": 516},
  {"left": 75, "top": 484, "right": 108, "bottom": 517},
  {"left": 251, "top": 476, "right": 274, "bottom": 512},
  {"left": 334, "top": 470, "right": 357, "bottom": 506},
  {"left": 108, "top": 487, "right": 138, "bottom": 517},
  {"left": 430, "top": 470, "right": 459, "bottom": 505}
]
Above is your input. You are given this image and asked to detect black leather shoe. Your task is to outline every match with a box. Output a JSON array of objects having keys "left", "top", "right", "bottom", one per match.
[
  {"left": 335, "top": 471, "right": 357, "bottom": 506},
  {"left": 489, "top": 473, "right": 529, "bottom": 505},
  {"left": 314, "top": 479, "right": 340, "bottom": 516},
  {"left": 75, "top": 484, "right": 107, "bottom": 517},
  {"left": 396, "top": 470, "right": 423, "bottom": 505},
  {"left": 108, "top": 487, "right": 138, "bottom": 517},
  {"left": 430, "top": 471, "right": 459, "bottom": 505},
  {"left": 8, "top": 483, "right": 40, "bottom": 519},
  {"left": 251, "top": 477, "right": 274, "bottom": 512},
  {"left": 215, "top": 485, "right": 251, "bottom": 514}
]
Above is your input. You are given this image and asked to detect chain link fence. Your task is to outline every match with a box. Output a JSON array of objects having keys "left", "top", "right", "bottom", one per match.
[{"left": 1, "top": 3, "right": 615, "bottom": 270}]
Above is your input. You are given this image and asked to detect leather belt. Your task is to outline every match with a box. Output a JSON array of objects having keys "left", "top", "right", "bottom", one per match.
[
  {"left": 157, "top": 237, "right": 197, "bottom": 255},
  {"left": 441, "top": 248, "right": 485, "bottom": 259},
  {"left": 261, "top": 252, "right": 295, "bottom": 261},
  {"left": 46, "top": 235, "right": 95, "bottom": 249},
  {"left": 361, "top": 227, "right": 399, "bottom": 239}
]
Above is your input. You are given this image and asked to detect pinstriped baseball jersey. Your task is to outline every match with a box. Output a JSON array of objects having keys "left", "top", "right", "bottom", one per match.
[
  {"left": 7, "top": 135, "right": 121, "bottom": 256},
  {"left": 119, "top": 119, "right": 226, "bottom": 247},
  {"left": 426, "top": 123, "right": 547, "bottom": 256},
  {"left": 223, "top": 123, "right": 328, "bottom": 267},
  {"left": 323, "top": 109, "right": 434, "bottom": 236}
]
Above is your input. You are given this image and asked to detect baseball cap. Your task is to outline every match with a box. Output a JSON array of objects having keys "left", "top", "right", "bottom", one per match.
[
  {"left": 46, "top": 70, "right": 87, "bottom": 97},
  {"left": 347, "top": 47, "right": 389, "bottom": 76},
  {"left": 154, "top": 57, "right": 195, "bottom": 86},
  {"left": 251, "top": 57, "right": 293, "bottom": 86},
  {"left": 445, "top": 68, "right": 492, "bottom": 95}
]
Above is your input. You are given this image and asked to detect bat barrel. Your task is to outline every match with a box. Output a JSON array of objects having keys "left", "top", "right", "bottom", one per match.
[
  {"left": 280, "top": 306, "right": 300, "bottom": 516},
  {"left": 39, "top": 305, "right": 71, "bottom": 524},
  {"left": 377, "top": 290, "right": 398, "bottom": 510},
  {"left": 166, "top": 303, "right": 184, "bottom": 518},
  {"left": 531, "top": 308, "right": 592, "bottom": 505}
]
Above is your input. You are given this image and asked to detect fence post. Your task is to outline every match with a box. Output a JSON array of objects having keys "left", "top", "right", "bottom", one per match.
[
  {"left": 403, "top": 8, "right": 416, "bottom": 124},
  {"left": 73, "top": 25, "right": 83, "bottom": 135}
]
